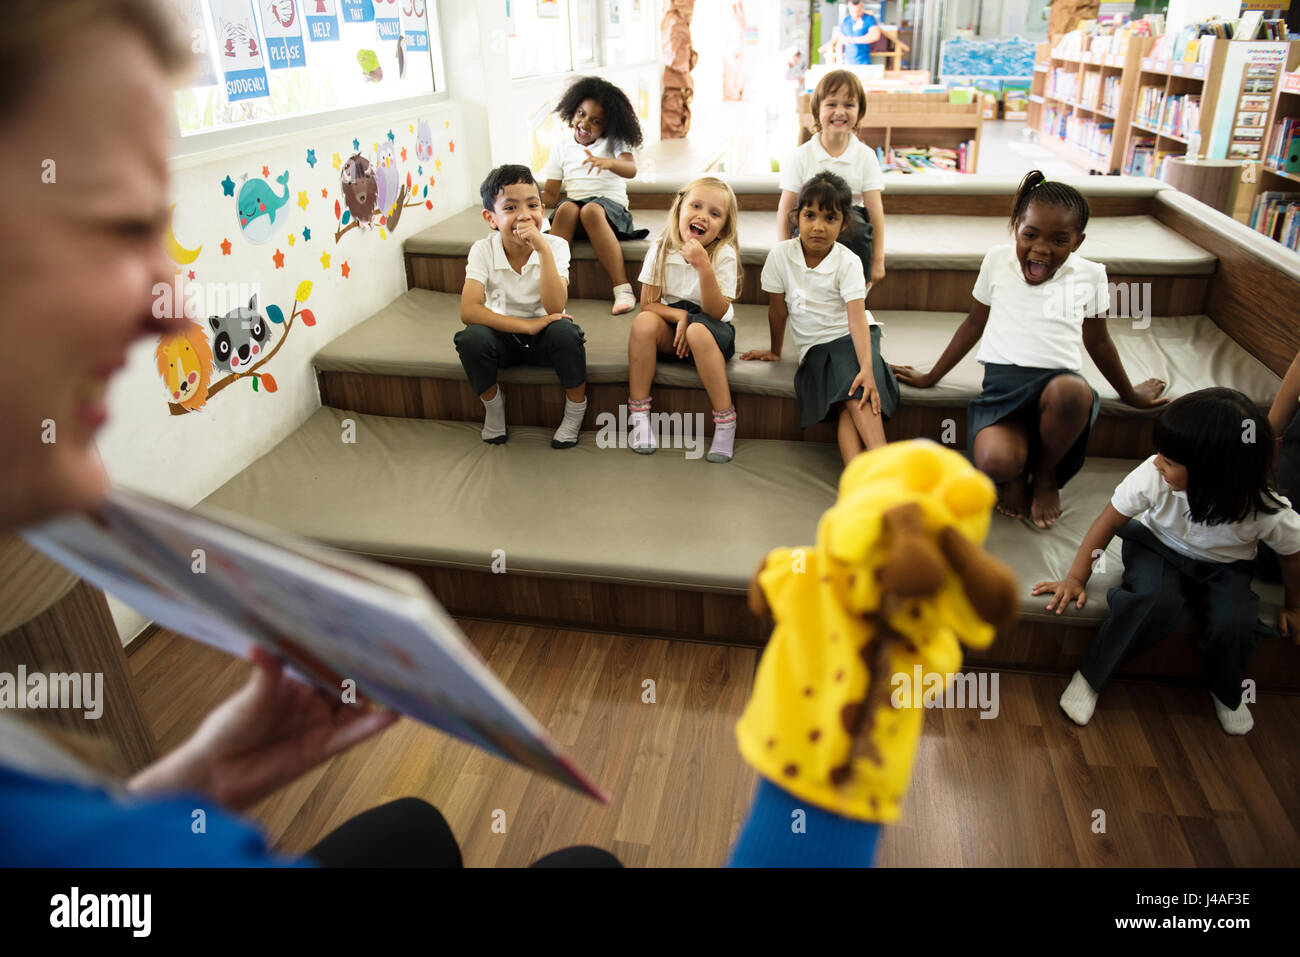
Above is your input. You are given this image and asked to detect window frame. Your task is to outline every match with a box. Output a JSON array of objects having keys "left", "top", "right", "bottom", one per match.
[{"left": 170, "top": 0, "right": 449, "bottom": 162}]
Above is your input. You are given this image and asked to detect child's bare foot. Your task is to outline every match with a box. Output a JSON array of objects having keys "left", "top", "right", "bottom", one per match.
[
  {"left": 1031, "top": 478, "right": 1062, "bottom": 529},
  {"left": 995, "top": 474, "right": 1030, "bottom": 518}
]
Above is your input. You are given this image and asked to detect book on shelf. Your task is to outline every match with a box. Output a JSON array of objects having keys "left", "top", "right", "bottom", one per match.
[
  {"left": 887, "top": 143, "right": 973, "bottom": 174},
  {"left": 1135, "top": 85, "right": 1165, "bottom": 127},
  {"left": 1266, "top": 118, "right": 1299, "bottom": 171},
  {"left": 1250, "top": 191, "right": 1300, "bottom": 251}
]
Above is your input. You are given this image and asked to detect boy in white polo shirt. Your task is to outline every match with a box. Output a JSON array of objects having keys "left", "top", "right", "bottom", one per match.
[
  {"left": 455, "top": 165, "right": 589, "bottom": 448},
  {"left": 778, "top": 69, "right": 885, "bottom": 290},
  {"left": 743, "top": 172, "right": 898, "bottom": 465}
]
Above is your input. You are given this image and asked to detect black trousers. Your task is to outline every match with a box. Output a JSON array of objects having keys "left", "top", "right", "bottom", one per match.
[
  {"left": 1079, "top": 522, "right": 1269, "bottom": 708},
  {"left": 454, "top": 319, "right": 587, "bottom": 397},
  {"left": 306, "top": 797, "right": 622, "bottom": 868}
]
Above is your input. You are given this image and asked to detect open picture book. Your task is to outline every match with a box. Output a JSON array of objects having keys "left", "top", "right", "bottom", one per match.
[{"left": 22, "top": 487, "right": 607, "bottom": 802}]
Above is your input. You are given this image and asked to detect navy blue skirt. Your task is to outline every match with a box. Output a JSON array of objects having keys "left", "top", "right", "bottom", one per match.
[
  {"left": 968, "top": 363, "right": 1100, "bottom": 487},
  {"left": 550, "top": 196, "right": 648, "bottom": 240},
  {"left": 658, "top": 299, "right": 736, "bottom": 364},
  {"left": 794, "top": 327, "right": 899, "bottom": 430}
]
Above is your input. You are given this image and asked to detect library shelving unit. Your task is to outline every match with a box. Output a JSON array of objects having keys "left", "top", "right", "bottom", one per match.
[
  {"left": 1030, "top": 36, "right": 1155, "bottom": 174},
  {"left": 854, "top": 92, "right": 984, "bottom": 171},
  {"left": 1255, "top": 69, "right": 1300, "bottom": 249},
  {"left": 1122, "top": 41, "right": 1230, "bottom": 176}
]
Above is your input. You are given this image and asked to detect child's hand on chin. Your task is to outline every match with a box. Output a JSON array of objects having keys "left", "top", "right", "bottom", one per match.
[
  {"left": 514, "top": 218, "right": 545, "bottom": 250},
  {"left": 680, "top": 238, "right": 709, "bottom": 269}
]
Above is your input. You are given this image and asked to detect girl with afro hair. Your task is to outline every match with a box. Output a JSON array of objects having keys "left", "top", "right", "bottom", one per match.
[{"left": 540, "top": 76, "right": 647, "bottom": 315}]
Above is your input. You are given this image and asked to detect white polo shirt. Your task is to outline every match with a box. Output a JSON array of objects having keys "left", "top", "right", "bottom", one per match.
[
  {"left": 539, "top": 132, "right": 633, "bottom": 207},
  {"left": 760, "top": 239, "right": 876, "bottom": 363},
  {"left": 638, "top": 238, "right": 740, "bottom": 323},
  {"left": 1112, "top": 456, "right": 1300, "bottom": 563},
  {"left": 465, "top": 231, "right": 571, "bottom": 318},
  {"left": 779, "top": 135, "right": 884, "bottom": 205},
  {"left": 972, "top": 245, "right": 1108, "bottom": 372}
]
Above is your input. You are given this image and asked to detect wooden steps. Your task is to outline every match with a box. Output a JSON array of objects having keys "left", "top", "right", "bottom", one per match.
[{"left": 198, "top": 408, "right": 1300, "bottom": 691}]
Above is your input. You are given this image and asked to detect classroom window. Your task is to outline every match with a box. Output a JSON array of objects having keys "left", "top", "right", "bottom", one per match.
[
  {"left": 508, "top": 0, "right": 575, "bottom": 79},
  {"left": 167, "top": 0, "right": 444, "bottom": 138},
  {"left": 602, "top": 0, "right": 655, "bottom": 66}
]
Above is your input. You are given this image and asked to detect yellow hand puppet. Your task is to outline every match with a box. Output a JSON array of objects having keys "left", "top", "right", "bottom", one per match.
[{"left": 736, "top": 440, "right": 1018, "bottom": 823}]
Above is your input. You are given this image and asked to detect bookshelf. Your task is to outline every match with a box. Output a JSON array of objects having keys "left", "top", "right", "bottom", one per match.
[
  {"left": 1254, "top": 68, "right": 1300, "bottom": 251},
  {"left": 796, "top": 92, "right": 984, "bottom": 171},
  {"left": 854, "top": 93, "right": 983, "bottom": 172},
  {"left": 1030, "top": 36, "right": 1155, "bottom": 174},
  {"left": 1123, "top": 40, "right": 1230, "bottom": 176}
]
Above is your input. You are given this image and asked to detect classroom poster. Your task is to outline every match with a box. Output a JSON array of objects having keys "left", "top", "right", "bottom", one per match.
[
  {"left": 400, "top": 0, "right": 430, "bottom": 51},
  {"left": 373, "top": 0, "right": 401, "bottom": 40},
  {"left": 304, "top": 0, "right": 340, "bottom": 42},
  {"left": 340, "top": 0, "right": 375, "bottom": 23},
  {"left": 261, "top": 0, "right": 308, "bottom": 70},
  {"left": 169, "top": 0, "right": 219, "bottom": 86},
  {"left": 209, "top": 0, "right": 270, "bottom": 102}
]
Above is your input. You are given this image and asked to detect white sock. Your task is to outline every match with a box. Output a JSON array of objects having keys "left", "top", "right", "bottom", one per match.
[
  {"left": 1212, "top": 693, "right": 1253, "bottom": 735},
  {"left": 552, "top": 397, "right": 586, "bottom": 449},
  {"left": 629, "top": 410, "right": 657, "bottom": 452},
  {"left": 481, "top": 389, "right": 506, "bottom": 444},
  {"left": 612, "top": 283, "right": 636, "bottom": 315},
  {"left": 1059, "top": 670, "right": 1099, "bottom": 726}
]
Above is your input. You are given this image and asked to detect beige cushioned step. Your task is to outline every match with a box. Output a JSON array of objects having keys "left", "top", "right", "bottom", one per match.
[
  {"left": 199, "top": 407, "right": 1282, "bottom": 625},
  {"left": 313, "top": 289, "right": 1280, "bottom": 413},
  {"left": 1156, "top": 189, "right": 1300, "bottom": 283},
  {"left": 405, "top": 206, "right": 1215, "bottom": 274}
]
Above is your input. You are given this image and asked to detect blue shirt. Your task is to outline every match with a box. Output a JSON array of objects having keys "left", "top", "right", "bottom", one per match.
[
  {"left": 839, "top": 13, "right": 879, "bottom": 65},
  {"left": 0, "top": 765, "right": 310, "bottom": 867}
]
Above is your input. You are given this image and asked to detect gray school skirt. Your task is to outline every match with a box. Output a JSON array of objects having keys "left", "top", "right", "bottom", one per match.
[
  {"left": 550, "top": 195, "right": 649, "bottom": 241},
  {"left": 968, "top": 363, "right": 1100, "bottom": 487},
  {"left": 794, "top": 327, "right": 899, "bottom": 430}
]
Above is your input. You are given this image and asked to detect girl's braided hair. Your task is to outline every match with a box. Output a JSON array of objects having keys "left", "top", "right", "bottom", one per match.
[{"left": 1009, "top": 170, "right": 1090, "bottom": 234}]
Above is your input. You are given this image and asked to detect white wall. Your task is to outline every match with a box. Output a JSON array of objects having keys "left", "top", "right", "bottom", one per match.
[
  {"left": 99, "top": 0, "right": 663, "bottom": 644},
  {"left": 98, "top": 2, "right": 483, "bottom": 644}
]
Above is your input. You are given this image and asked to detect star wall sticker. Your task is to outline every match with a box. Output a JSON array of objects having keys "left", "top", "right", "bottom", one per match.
[
  {"left": 306, "top": 148, "right": 317, "bottom": 168},
  {"left": 321, "top": 187, "right": 328, "bottom": 198},
  {"left": 297, "top": 190, "right": 309, "bottom": 211},
  {"left": 340, "top": 260, "right": 350, "bottom": 278},
  {"left": 444, "top": 120, "right": 449, "bottom": 129},
  {"left": 320, "top": 251, "right": 331, "bottom": 269},
  {"left": 303, "top": 226, "right": 312, "bottom": 241},
  {"left": 262, "top": 165, "right": 270, "bottom": 177},
  {"left": 448, "top": 139, "right": 455, "bottom": 152},
  {"left": 220, "top": 237, "right": 232, "bottom": 255},
  {"left": 435, "top": 157, "right": 442, "bottom": 172},
  {"left": 272, "top": 248, "right": 285, "bottom": 269},
  {"left": 221, "top": 175, "right": 235, "bottom": 196},
  {"left": 287, "top": 233, "right": 296, "bottom": 247},
  {"left": 387, "top": 129, "right": 395, "bottom": 141},
  {"left": 400, "top": 147, "right": 407, "bottom": 162},
  {"left": 417, "top": 164, "right": 423, "bottom": 176},
  {"left": 352, "top": 138, "right": 360, "bottom": 151},
  {"left": 409, "top": 124, "right": 414, "bottom": 133},
  {"left": 332, "top": 152, "right": 342, "bottom": 171},
  {"left": 187, "top": 270, "right": 195, "bottom": 280}
]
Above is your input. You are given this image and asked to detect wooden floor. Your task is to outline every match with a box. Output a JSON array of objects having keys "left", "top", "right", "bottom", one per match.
[{"left": 128, "top": 621, "right": 1300, "bottom": 867}]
